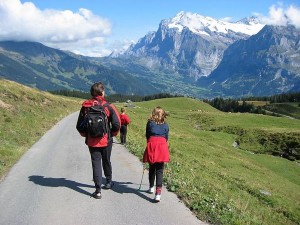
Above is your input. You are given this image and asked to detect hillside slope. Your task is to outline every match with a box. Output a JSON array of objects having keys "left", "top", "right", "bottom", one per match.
[
  {"left": 263, "top": 102, "right": 300, "bottom": 120},
  {"left": 0, "top": 41, "right": 160, "bottom": 95},
  {"left": 0, "top": 79, "right": 82, "bottom": 179},
  {"left": 120, "top": 97, "right": 300, "bottom": 225}
]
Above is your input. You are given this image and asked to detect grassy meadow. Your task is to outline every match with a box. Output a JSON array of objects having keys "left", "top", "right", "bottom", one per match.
[
  {"left": 242, "top": 100, "right": 270, "bottom": 107},
  {"left": 0, "top": 79, "right": 82, "bottom": 179},
  {"left": 116, "top": 97, "right": 300, "bottom": 225},
  {"left": 1, "top": 79, "right": 299, "bottom": 225},
  {"left": 264, "top": 103, "right": 300, "bottom": 119}
]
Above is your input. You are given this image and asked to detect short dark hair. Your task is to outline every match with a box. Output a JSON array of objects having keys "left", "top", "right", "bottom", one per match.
[{"left": 90, "top": 82, "right": 104, "bottom": 97}]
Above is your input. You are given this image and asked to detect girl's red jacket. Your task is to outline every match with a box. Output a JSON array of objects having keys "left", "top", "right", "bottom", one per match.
[{"left": 76, "top": 96, "right": 121, "bottom": 147}]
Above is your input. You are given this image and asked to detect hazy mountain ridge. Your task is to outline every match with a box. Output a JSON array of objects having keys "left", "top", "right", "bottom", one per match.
[
  {"left": 200, "top": 25, "right": 300, "bottom": 96},
  {"left": 0, "top": 41, "right": 160, "bottom": 95}
]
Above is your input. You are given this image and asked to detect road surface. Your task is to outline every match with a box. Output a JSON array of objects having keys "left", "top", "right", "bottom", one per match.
[{"left": 0, "top": 112, "right": 207, "bottom": 225}]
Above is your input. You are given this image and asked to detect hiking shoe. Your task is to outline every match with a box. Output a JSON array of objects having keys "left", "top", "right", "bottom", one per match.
[
  {"left": 103, "top": 181, "right": 114, "bottom": 189},
  {"left": 148, "top": 187, "right": 155, "bottom": 194},
  {"left": 154, "top": 187, "right": 162, "bottom": 202},
  {"left": 91, "top": 191, "right": 101, "bottom": 199},
  {"left": 154, "top": 194, "right": 161, "bottom": 202}
]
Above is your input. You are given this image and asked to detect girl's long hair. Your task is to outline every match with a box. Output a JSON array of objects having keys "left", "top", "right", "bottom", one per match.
[{"left": 150, "top": 106, "right": 166, "bottom": 124}]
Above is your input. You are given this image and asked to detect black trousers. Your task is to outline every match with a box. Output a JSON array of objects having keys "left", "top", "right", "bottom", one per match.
[
  {"left": 120, "top": 125, "right": 128, "bottom": 144},
  {"left": 149, "top": 162, "right": 164, "bottom": 188},
  {"left": 89, "top": 141, "right": 113, "bottom": 192}
]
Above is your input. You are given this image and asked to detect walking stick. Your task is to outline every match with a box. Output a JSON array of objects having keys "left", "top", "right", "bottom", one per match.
[{"left": 138, "top": 164, "right": 146, "bottom": 191}]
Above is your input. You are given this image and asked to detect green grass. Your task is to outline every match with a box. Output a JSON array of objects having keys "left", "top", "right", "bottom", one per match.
[
  {"left": 189, "top": 110, "right": 300, "bottom": 158},
  {"left": 263, "top": 102, "right": 300, "bottom": 119},
  {"left": 116, "top": 97, "right": 300, "bottom": 225},
  {"left": 0, "top": 79, "right": 82, "bottom": 179}
]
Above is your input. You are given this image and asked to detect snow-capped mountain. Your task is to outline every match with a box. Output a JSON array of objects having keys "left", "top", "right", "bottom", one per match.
[
  {"left": 167, "top": 11, "right": 263, "bottom": 36},
  {"left": 106, "top": 11, "right": 299, "bottom": 97},
  {"left": 119, "top": 11, "right": 265, "bottom": 80}
]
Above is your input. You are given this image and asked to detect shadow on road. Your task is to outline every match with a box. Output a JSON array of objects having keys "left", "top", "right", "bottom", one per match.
[
  {"left": 28, "top": 175, "right": 94, "bottom": 197},
  {"left": 110, "top": 180, "right": 155, "bottom": 203}
]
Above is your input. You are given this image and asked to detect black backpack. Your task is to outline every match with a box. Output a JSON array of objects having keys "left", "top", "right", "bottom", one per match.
[{"left": 86, "top": 102, "right": 110, "bottom": 138}]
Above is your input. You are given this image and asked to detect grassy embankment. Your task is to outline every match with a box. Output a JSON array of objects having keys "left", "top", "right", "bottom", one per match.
[
  {"left": 117, "top": 98, "right": 300, "bottom": 225},
  {"left": 0, "top": 79, "right": 82, "bottom": 179}
]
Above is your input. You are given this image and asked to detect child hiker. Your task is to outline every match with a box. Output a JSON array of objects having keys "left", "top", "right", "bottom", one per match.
[
  {"left": 119, "top": 107, "right": 130, "bottom": 144},
  {"left": 143, "top": 106, "right": 170, "bottom": 202}
]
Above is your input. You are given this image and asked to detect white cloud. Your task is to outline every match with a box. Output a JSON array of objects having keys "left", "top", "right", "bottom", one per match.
[
  {"left": 0, "top": 0, "right": 112, "bottom": 56},
  {"left": 46, "top": 37, "right": 111, "bottom": 57},
  {"left": 259, "top": 4, "right": 300, "bottom": 28},
  {"left": 110, "top": 39, "right": 135, "bottom": 52},
  {"left": 286, "top": 5, "right": 300, "bottom": 27}
]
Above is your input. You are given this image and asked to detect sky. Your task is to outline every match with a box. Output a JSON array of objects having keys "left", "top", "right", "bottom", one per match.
[{"left": 0, "top": 0, "right": 299, "bottom": 57}]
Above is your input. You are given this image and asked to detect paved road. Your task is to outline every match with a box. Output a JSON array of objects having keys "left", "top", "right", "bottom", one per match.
[{"left": 0, "top": 112, "right": 207, "bottom": 225}]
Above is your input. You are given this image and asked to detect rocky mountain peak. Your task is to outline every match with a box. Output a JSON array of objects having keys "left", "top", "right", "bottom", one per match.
[
  {"left": 203, "top": 25, "right": 300, "bottom": 97},
  {"left": 237, "top": 16, "right": 262, "bottom": 25}
]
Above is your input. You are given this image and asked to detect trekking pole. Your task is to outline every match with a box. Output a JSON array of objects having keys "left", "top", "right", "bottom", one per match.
[{"left": 138, "top": 164, "right": 146, "bottom": 191}]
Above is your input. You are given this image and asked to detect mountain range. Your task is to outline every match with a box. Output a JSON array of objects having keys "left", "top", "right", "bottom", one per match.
[
  {"left": 118, "top": 12, "right": 264, "bottom": 80},
  {"left": 0, "top": 41, "right": 160, "bottom": 95},
  {"left": 0, "top": 11, "right": 299, "bottom": 98},
  {"left": 199, "top": 25, "right": 300, "bottom": 96}
]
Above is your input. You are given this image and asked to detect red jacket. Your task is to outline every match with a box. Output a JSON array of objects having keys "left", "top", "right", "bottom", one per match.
[
  {"left": 76, "top": 96, "right": 121, "bottom": 147},
  {"left": 143, "top": 120, "right": 170, "bottom": 163},
  {"left": 120, "top": 113, "right": 130, "bottom": 126},
  {"left": 143, "top": 137, "right": 170, "bottom": 164}
]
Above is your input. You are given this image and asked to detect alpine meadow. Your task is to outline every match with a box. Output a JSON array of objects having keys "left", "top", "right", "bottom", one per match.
[
  {"left": 119, "top": 98, "right": 300, "bottom": 225},
  {"left": 0, "top": 79, "right": 82, "bottom": 179},
  {"left": 1, "top": 79, "right": 300, "bottom": 224}
]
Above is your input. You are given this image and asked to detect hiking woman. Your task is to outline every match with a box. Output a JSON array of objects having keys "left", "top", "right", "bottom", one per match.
[
  {"left": 76, "top": 82, "right": 121, "bottom": 199},
  {"left": 143, "top": 106, "right": 170, "bottom": 202},
  {"left": 119, "top": 107, "right": 130, "bottom": 144}
]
